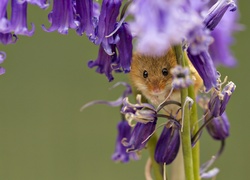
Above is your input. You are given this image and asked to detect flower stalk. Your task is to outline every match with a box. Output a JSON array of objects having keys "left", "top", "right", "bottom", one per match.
[
  {"left": 188, "top": 84, "right": 200, "bottom": 180},
  {"left": 174, "top": 45, "right": 195, "bottom": 180}
]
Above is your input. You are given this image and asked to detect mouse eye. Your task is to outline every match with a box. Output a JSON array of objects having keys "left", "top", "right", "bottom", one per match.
[
  {"left": 143, "top": 70, "right": 148, "bottom": 78},
  {"left": 162, "top": 68, "right": 168, "bottom": 76}
]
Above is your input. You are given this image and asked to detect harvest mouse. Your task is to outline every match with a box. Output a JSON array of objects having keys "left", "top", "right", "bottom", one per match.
[{"left": 129, "top": 48, "right": 202, "bottom": 117}]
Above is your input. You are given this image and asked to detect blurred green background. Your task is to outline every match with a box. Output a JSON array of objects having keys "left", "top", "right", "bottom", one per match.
[{"left": 0, "top": 1, "right": 249, "bottom": 180}]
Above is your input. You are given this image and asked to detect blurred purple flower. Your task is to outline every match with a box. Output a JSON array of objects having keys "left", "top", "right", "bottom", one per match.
[
  {"left": 128, "top": 0, "right": 201, "bottom": 56},
  {"left": 42, "top": 0, "right": 78, "bottom": 34},
  {"left": 9, "top": 0, "right": 35, "bottom": 36},
  {"left": 112, "top": 120, "right": 139, "bottom": 163},
  {"left": 0, "top": 51, "right": 6, "bottom": 75},
  {"left": 204, "top": 0, "right": 237, "bottom": 31},
  {"left": 170, "top": 65, "right": 193, "bottom": 89},
  {"left": 154, "top": 122, "right": 180, "bottom": 164},
  {"left": 209, "top": 1, "right": 242, "bottom": 67}
]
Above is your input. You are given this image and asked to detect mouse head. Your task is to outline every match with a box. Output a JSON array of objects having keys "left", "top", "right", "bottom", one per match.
[{"left": 130, "top": 49, "right": 177, "bottom": 97}]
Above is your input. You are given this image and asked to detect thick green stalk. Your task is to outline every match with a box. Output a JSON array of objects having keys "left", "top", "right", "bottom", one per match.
[
  {"left": 147, "top": 134, "right": 163, "bottom": 180},
  {"left": 182, "top": 49, "right": 200, "bottom": 180},
  {"left": 188, "top": 86, "right": 200, "bottom": 180},
  {"left": 174, "top": 45, "right": 194, "bottom": 180}
]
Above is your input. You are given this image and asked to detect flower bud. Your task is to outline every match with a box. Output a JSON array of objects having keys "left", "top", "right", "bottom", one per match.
[{"left": 154, "top": 122, "right": 180, "bottom": 164}]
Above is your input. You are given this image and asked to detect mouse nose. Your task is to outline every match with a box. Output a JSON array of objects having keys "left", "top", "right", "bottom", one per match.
[{"left": 152, "top": 87, "right": 162, "bottom": 94}]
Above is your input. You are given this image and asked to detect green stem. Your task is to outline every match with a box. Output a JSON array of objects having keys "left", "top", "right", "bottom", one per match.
[
  {"left": 183, "top": 49, "right": 200, "bottom": 180},
  {"left": 188, "top": 86, "right": 200, "bottom": 180},
  {"left": 174, "top": 45, "right": 194, "bottom": 180},
  {"left": 147, "top": 133, "right": 163, "bottom": 180}
]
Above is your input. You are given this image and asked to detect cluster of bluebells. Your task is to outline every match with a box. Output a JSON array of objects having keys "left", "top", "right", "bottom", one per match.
[
  {"left": 0, "top": 0, "right": 241, "bottom": 86},
  {"left": 116, "top": 74, "right": 235, "bottom": 179},
  {"left": 0, "top": 0, "right": 132, "bottom": 80},
  {"left": 0, "top": 0, "right": 240, "bottom": 178}
]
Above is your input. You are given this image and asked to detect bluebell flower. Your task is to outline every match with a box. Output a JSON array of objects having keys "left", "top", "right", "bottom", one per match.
[
  {"left": 125, "top": 120, "right": 157, "bottom": 152},
  {"left": 154, "top": 122, "right": 180, "bottom": 164},
  {"left": 170, "top": 65, "right": 193, "bottom": 89},
  {"left": 206, "top": 112, "right": 230, "bottom": 140},
  {"left": 88, "top": 44, "right": 116, "bottom": 81},
  {"left": 94, "top": 0, "right": 122, "bottom": 55},
  {"left": 204, "top": 0, "right": 237, "bottom": 31},
  {"left": 208, "top": 81, "right": 236, "bottom": 117},
  {"left": 0, "top": 0, "right": 9, "bottom": 33},
  {"left": 0, "top": 51, "right": 6, "bottom": 75},
  {"left": 120, "top": 94, "right": 158, "bottom": 152},
  {"left": 208, "top": 1, "right": 242, "bottom": 67},
  {"left": 121, "top": 94, "right": 157, "bottom": 125},
  {"left": 9, "top": 0, "right": 35, "bottom": 36},
  {"left": 74, "top": 0, "right": 99, "bottom": 39},
  {"left": 114, "top": 22, "right": 133, "bottom": 73},
  {"left": 19, "top": 0, "right": 49, "bottom": 9},
  {"left": 42, "top": 0, "right": 78, "bottom": 34},
  {"left": 128, "top": 0, "right": 201, "bottom": 56},
  {"left": 187, "top": 49, "right": 218, "bottom": 92},
  {"left": 112, "top": 120, "right": 139, "bottom": 163}
]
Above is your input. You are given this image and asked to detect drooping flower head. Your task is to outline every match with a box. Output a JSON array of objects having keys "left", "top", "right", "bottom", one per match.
[
  {"left": 88, "top": 22, "right": 133, "bottom": 80},
  {"left": 124, "top": 120, "right": 157, "bottom": 152},
  {"left": 74, "top": 0, "right": 99, "bottom": 39},
  {"left": 205, "top": 111, "right": 230, "bottom": 140},
  {"left": 208, "top": 0, "right": 242, "bottom": 67},
  {"left": 94, "top": 0, "right": 122, "bottom": 55},
  {"left": 112, "top": 120, "right": 139, "bottom": 163},
  {"left": 9, "top": 0, "right": 35, "bottom": 36},
  {"left": 88, "top": 44, "right": 116, "bottom": 81},
  {"left": 154, "top": 121, "right": 180, "bottom": 164},
  {"left": 42, "top": 0, "right": 78, "bottom": 34}
]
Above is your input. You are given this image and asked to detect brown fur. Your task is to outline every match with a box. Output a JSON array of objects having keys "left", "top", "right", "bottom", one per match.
[{"left": 129, "top": 48, "right": 202, "bottom": 109}]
